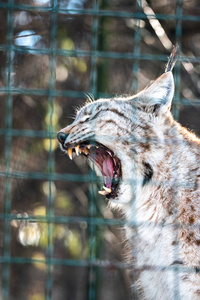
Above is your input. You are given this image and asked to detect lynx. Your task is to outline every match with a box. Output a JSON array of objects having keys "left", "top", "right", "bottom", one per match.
[{"left": 57, "top": 47, "right": 200, "bottom": 300}]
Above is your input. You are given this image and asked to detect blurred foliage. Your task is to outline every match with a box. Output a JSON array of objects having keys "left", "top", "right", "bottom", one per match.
[
  {"left": 61, "top": 37, "right": 75, "bottom": 51},
  {"left": 32, "top": 252, "right": 46, "bottom": 272},
  {"left": 29, "top": 294, "right": 45, "bottom": 300},
  {"left": 55, "top": 190, "right": 74, "bottom": 212}
]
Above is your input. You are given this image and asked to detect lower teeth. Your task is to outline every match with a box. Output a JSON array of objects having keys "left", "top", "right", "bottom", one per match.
[
  {"left": 98, "top": 186, "right": 112, "bottom": 196},
  {"left": 103, "top": 186, "right": 111, "bottom": 193},
  {"left": 98, "top": 190, "right": 107, "bottom": 195}
]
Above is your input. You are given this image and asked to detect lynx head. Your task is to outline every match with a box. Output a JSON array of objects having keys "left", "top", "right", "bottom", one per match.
[{"left": 57, "top": 48, "right": 177, "bottom": 208}]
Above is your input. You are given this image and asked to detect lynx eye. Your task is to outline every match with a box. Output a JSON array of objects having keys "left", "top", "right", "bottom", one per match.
[{"left": 79, "top": 115, "right": 91, "bottom": 123}]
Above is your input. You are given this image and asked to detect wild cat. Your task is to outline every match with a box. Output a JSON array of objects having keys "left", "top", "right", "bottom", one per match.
[{"left": 57, "top": 46, "right": 200, "bottom": 300}]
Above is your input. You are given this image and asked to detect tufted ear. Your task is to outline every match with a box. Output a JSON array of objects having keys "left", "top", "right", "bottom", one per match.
[{"left": 136, "top": 71, "right": 174, "bottom": 115}]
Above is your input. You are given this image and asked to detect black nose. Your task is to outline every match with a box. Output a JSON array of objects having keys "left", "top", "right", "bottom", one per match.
[{"left": 57, "top": 131, "right": 68, "bottom": 145}]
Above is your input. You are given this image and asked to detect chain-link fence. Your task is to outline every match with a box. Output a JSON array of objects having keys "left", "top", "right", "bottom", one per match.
[{"left": 0, "top": 0, "right": 200, "bottom": 299}]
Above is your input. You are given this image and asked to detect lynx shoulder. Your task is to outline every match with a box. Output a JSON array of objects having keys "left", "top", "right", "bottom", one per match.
[{"left": 57, "top": 47, "right": 200, "bottom": 300}]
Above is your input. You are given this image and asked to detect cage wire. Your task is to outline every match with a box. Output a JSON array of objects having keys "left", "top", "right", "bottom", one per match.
[{"left": 0, "top": 0, "right": 200, "bottom": 299}]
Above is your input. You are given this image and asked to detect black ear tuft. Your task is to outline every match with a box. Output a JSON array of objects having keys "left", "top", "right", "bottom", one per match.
[{"left": 165, "top": 44, "right": 179, "bottom": 73}]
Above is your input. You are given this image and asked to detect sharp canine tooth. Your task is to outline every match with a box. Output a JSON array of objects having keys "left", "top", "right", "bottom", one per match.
[
  {"left": 87, "top": 145, "right": 91, "bottom": 149},
  {"left": 98, "top": 190, "right": 107, "bottom": 195},
  {"left": 103, "top": 186, "right": 112, "bottom": 193},
  {"left": 75, "top": 145, "right": 80, "bottom": 155},
  {"left": 82, "top": 148, "right": 89, "bottom": 155},
  {"left": 98, "top": 187, "right": 112, "bottom": 195},
  {"left": 67, "top": 148, "right": 73, "bottom": 160}
]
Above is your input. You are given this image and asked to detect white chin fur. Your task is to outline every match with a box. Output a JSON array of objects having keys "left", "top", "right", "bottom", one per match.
[{"left": 109, "top": 182, "right": 134, "bottom": 209}]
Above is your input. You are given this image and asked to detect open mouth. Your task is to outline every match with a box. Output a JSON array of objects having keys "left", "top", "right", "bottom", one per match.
[{"left": 64, "top": 141, "right": 122, "bottom": 199}]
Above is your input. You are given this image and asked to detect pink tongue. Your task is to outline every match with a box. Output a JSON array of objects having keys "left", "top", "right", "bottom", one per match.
[{"left": 102, "top": 157, "right": 114, "bottom": 188}]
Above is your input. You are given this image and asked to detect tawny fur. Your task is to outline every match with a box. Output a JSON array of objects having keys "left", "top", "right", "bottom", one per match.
[{"left": 58, "top": 52, "right": 200, "bottom": 299}]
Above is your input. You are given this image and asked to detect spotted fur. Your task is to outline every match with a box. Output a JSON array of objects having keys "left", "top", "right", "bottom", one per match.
[{"left": 58, "top": 49, "right": 200, "bottom": 299}]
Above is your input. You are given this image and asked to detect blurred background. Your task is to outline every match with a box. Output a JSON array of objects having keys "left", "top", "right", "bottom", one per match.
[{"left": 0, "top": 0, "right": 200, "bottom": 299}]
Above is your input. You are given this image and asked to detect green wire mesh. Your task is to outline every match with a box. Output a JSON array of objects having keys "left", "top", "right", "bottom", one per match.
[{"left": 0, "top": 0, "right": 200, "bottom": 299}]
